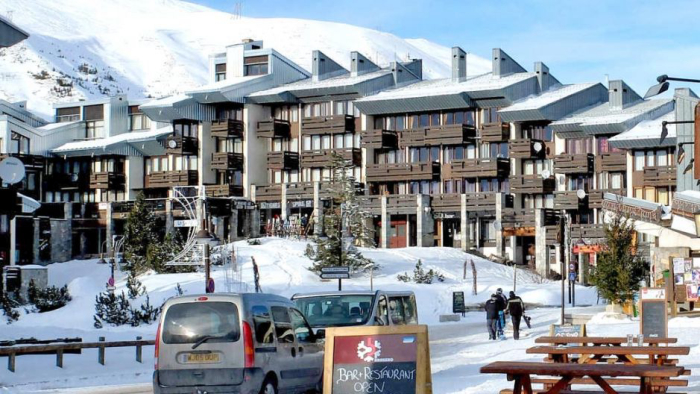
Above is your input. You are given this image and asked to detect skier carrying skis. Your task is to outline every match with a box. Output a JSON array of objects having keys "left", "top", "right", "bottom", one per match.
[
  {"left": 484, "top": 294, "right": 500, "bottom": 340},
  {"left": 507, "top": 291, "right": 525, "bottom": 340}
]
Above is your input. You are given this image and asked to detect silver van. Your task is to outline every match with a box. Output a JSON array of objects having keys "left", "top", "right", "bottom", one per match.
[
  {"left": 154, "top": 293, "right": 324, "bottom": 394},
  {"left": 291, "top": 291, "right": 418, "bottom": 332}
]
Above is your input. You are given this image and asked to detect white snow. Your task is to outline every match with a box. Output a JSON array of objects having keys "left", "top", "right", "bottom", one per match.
[
  {"left": 500, "top": 83, "right": 598, "bottom": 112},
  {"left": 0, "top": 0, "right": 490, "bottom": 120},
  {"left": 51, "top": 125, "right": 172, "bottom": 153},
  {"left": 551, "top": 98, "right": 674, "bottom": 128},
  {"left": 248, "top": 69, "right": 393, "bottom": 97},
  {"left": 609, "top": 112, "right": 676, "bottom": 142}
]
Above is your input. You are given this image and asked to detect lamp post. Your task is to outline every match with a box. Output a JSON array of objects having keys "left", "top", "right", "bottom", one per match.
[{"left": 644, "top": 75, "right": 700, "bottom": 99}]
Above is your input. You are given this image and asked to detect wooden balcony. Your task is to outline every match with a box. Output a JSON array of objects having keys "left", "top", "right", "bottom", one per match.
[
  {"left": 211, "top": 119, "right": 244, "bottom": 139},
  {"left": 301, "top": 148, "right": 361, "bottom": 168},
  {"left": 366, "top": 162, "right": 440, "bottom": 182},
  {"left": 509, "top": 138, "right": 547, "bottom": 159},
  {"left": 480, "top": 122, "right": 510, "bottom": 142},
  {"left": 211, "top": 152, "right": 244, "bottom": 171},
  {"left": 361, "top": 129, "right": 399, "bottom": 150},
  {"left": 509, "top": 175, "right": 556, "bottom": 194},
  {"left": 286, "top": 182, "right": 315, "bottom": 201},
  {"left": 89, "top": 172, "right": 125, "bottom": 190},
  {"left": 205, "top": 184, "right": 243, "bottom": 198},
  {"left": 588, "top": 189, "right": 625, "bottom": 209},
  {"left": 302, "top": 115, "right": 355, "bottom": 135},
  {"left": 386, "top": 194, "right": 418, "bottom": 214},
  {"left": 430, "top": 192, "right": 498, "bottom": 213},
  {"left": 144, "top": 170, "right": 197, "bottom": 188},
  {"left": 501, "top": 209, "right": 537, "bottom": 230},
  {"left": 267, "top": 151, "right": 299, "bottom": 170},
  {"left": 597, "top": 152, "right": 627, "bottom": 172},
  {"left": 553, "top": 190, "right": 587, "bottom": 210},
  {"left": 554, "top": 153, "right": 594, "bottom": 174},
  {"left": 450, "top": 158, "right": 510, "bottom": 179},
  {"left": 358, "top": 196, "right": 382, "bottom": 215},
  {"left": 44, "top": 172, "right": 89, "bottom": 191},
  {"left": 166, "top": 135, "right": 198, "bottom": 155},
  {"left": 643, "top": 166, "right": 676, "bottom": 187},
  {"left": 254, "top": 184, "right": 283, "bottom": 202},
  {"left": 424, "top": 124, "right": 477, "bottom": 145},
  {"left": 257, "top": 119, "right": 291, "bottom": 139}
]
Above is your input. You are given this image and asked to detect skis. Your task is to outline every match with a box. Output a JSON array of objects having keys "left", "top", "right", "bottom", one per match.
[
  {"left": 523, "top": 315, "right": 532, "bottom": 329},
  {"left": 497, "top": 310, "right": 507, "bottom": 340}
]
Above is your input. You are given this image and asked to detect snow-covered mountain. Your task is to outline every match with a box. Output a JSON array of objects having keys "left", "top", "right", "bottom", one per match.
[{"left": 0, "top": 0, "right": 491, "bottom": 120}]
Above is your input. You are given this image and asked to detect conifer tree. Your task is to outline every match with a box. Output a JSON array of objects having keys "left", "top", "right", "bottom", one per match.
[{"left": 123, "top": 192, "right": 158, "bottom": 273}]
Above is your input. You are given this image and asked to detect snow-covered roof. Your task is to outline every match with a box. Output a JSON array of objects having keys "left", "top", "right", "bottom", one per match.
[
  {"left": 499, "top": 83, "right": 607, "bottom": 122},
  {"left": 186, "top": 75, "right": 266, "bottom": 94},
  {"left": 609, "top": 112, "right": 676, "bottom": 149},
  {"left": 18, "top": 192, "right": 40, "bottom": 213},
  {"left": 51, "top": 126, "right": 172, "bottom": 157},
  {"left": 140, "top": 94, "right": 192, "bottom": 109},
  {"left": 0, "top": 14, "right": 29, "bottom": 48},
  {"left": 501, "top": 83, "right": 596, "bottom": 112},
  {"left": 550, "top": 98, "right": 674, "bottom": 136},
  {"left": 250, "top": 68, "right": 392, "bottom": 97}
]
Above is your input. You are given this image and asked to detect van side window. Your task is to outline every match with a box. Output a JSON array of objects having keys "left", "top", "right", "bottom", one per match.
[
  {"left": 271, "top": 306, "right": 295, "bottom": 344},
  {"left": 289, "top": 308, "right": 314, "bottom": 343},
  {"left": 252, "top": 305, "right": 275, "bottom": 345},
  {"left": 404, "top": 296, "right": 418, "bottom": 324},
  {"left": 389, "top": 297, "right": 406, "bottom": 325},
  {"left": 377, "top": 296, "right": 389, "bottom": 325}
]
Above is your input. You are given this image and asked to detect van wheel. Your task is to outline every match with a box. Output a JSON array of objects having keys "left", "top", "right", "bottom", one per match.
[{"left": 260, "top": 379, "right": 277, "bottom": 394}]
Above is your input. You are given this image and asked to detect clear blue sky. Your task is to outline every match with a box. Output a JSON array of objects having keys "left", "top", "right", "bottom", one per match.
[{"left": 188, "top": 0, "right": 700, "bottom": 94}]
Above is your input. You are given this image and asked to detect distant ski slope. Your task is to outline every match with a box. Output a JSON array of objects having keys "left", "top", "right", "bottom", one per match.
[{"left": 0, "top": 0, "right": 490, "bottom": 119}]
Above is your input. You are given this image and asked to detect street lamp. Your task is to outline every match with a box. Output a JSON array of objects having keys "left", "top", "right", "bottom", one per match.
[
  {"left": 644, "top": 75, "right": 700, "bottom": 99},
  {"left": 660, "top": 120, "right": 694, "bottom": 145}
]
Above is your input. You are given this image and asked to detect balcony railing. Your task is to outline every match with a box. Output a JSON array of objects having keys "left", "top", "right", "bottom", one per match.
[
  {"left": 211, "top": 152, "right": 244, "bottom": 171},
  {"left": 571, "top": 224, "right": 606, "bottom": 242},
  {"left": 509, "top": 175, "right": 556, "bottom": 194},
  {"left": 588, "top": 188, "right": 625, "bottom": 209},
  {"left": 286, "top": 182, "right": 316, "bottom": 201},
  {"left": 597, "top": 152, "right": 627, "bottom": 172},
  {"left": 254, "top": 184, "right": 283, "bottom": 202},
  {"left": 480, "top": 122, "right": 510, "bottom": 142},
  {"left": 450, "top": 158, "right": 510, "bottom": 179},
  {"left": 44, "top": 172, "right": 89, "bottom": 191},
  {"left": 508, "top": 138, "right": 547, "bottom": 159},
  {"left": 553, "top": 190, "right": 586, "bottom": 210},
  {"left": 430, "top": 192, "right": 498, "bottom": 213},
  {"left": 400, "top": 124, "right": 476, "bottom": 147},
  {"left": 553, "top": 153, "right": 594, "bottom": 174},
  {"left": 302, "top": 115, "right": 355, "bottom": 135},
  {"left": 267, "top": 151, "right": 299, "bottom": 170},
  {"left": 257, "top": 119, "right": 291, "bottom": 139},
  {"left": 361, "top": 129, "right": 399, "bottom": 150},
  {"left": 301, "top": 148, "right": 361, "bottom": 168},
  {"left": 205, "top": 184, "right": 244, "bottom": 198},
  {"left": 144, "top": 170, "right": 198, "bottom": 188},
  {"left": 166, "top": 135, "right": 198, "bottom": 155},
  {"left": 89, "top": 172, "right": 125, "bottom": 190},
  {"left": 211, "top": 119, "right": 244, "bottom": 139},
  {"left": 366, "top": 162, "right": 440, "bottom": 182},
  {"left": 643, "top": 165, "right": 676, "bottom": 187}
]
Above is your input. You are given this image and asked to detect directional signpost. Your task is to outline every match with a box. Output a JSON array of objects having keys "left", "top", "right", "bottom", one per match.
[{"left": 321, "top": 267, "right": 350, "bottom": 291}]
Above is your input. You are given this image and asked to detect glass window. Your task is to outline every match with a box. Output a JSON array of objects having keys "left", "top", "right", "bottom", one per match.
[
  {"left": 289, "top": 309, "right": 314, "bottom": 343},
  {"left": 293, "top": 294, "right": 375, "bottom": 327},
  {"left": 645, "top": 187, "right": 656, "bottom": 202},
  {"left": 322, "top": 135, "right": 331, "bottom": 149},
  {"left": 430, "top": 147, "right": 440, "bottom": 162},
  {"left": 430, "top": 113, "right": 440, "bottom": 126},
  {"left": 395, "top": 116, "right": 405, "bottom": 131},
  {"left": 389, "top": 297, "right": 406, "bottom": 325},
  {"left": 312, "top": 135, "right": 321, "bottom": 150},
  {"left": 334, "top": 134, "right": 343, "bottom": 149},
  {"left": 404, "top": 296, "right": 418, "bottom": 324},
  {"left": 634, "top": 151, "right": 645, "bottom": 171},
  {"left": 188, "top": 156, "right": 197, "bottom": 171},
  {"left": 658, "top": 188, "right": 669, "bottom": 205},
  {"left": 646, "top": 151, "right": 655, "bottom": 167},
  {"left": 251, "top": 306, "right": 274, "bottom": 345},
  {"left": 335, "top": 101, "right": 345, "bottom": 115},
  {"left": 162, "top": 302, "right": 240, "bottom": 344},
  {"left": 611, "top": 173, "right": 623, "bottom": 189},
  {"left": 657, "top": 150, "right": 668, "bottom": 167},
  {"left": 420, "top": 114, "right": 430, "bottom": 127},
  {"left": 345, "top": 133, "right": 354, "bottom": 148},
  {"left": 303, "top": 136, "right": 311, "bottom": 151},
  {"left": 271, "top": 306, "right": 294, "bottom": 344}
]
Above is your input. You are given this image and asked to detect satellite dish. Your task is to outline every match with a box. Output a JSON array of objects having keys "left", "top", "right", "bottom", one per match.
[
  {"left": 541, "top": 169, "right": 551, "bottom": 179},
  {"left": 168, "top": 139, "right": 178, "bottom": 149},
  {"left": 493, "top": 220, "right": 502, "bottom": 231},
  {"left": 533, "top": 141, "right": 543, "bottom": 153},
  {"left": 0, "top": 157, "right": 26, "bottom": 184},
  {"left": 576, "top": 189, "right": 587, "bottom": 200}
]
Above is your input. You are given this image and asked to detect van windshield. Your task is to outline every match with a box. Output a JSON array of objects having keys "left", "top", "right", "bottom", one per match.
[
  {"left": 162, "top": 302, "right": 240, "bottom": 344},
  {"left": 294, "top": 295, "right": 375, "bottom": 328}
]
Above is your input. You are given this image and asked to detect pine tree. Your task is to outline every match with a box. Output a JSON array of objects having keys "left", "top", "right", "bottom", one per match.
[
  {"left": 123, "top": 192, "right": 159, "bottom": 273},
  {"left": 589, "top": 214, "right": 648, "bottom": 305},
  {"left": 27, "top": 280, "right": 71, "bottom": 312},
  {"left": 126, "top": 272, "right": 144, "bottom": 299},
  {"left": 307, "top": 153, "right": 375, "bottom": 274}
]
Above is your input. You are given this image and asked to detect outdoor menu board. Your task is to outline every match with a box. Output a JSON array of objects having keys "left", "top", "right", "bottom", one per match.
[
  {"left": 452, "top": 291, "right": 465, "bottom": 314},
  {"left": 323, "top": 325, "right": 432, "bottom": 394},
  {"left": 641, "top": 287, "right": 668, "bottom": 338},
  {"left": 549, "top": 324, "right": 586, "bottom": 338}
]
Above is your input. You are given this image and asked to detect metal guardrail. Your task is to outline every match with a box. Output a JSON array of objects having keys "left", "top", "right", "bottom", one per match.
[{"left": 0, "top": 336, "right": 155, "bottom": 372}]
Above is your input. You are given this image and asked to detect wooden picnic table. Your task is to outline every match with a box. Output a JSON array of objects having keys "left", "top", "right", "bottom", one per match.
[
  {"left": 480, "top": 361, "right": 683, "bottom": 394},
  {"left": 527, "top": 345, "right": 689, "bottom": 366},
  {"left": 535, "top": 337, "right": 678, "bottom": 346}
]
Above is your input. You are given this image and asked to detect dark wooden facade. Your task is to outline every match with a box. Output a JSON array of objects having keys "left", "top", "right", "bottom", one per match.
[
  {"left": 301, "top": 148, "right": 361, "bottom": 168},
  {"left": 400, "top": 124, "right": 477, "bottom": 147},
  {"left": 596, "top": 152, "right": 627, "bottom": 172},
  {"left": 643, "top": 166, "right": 676, "bottom": 187},
  {"left": 257, "top": 119, "right": 291, "bottom": 139},
  {"left": 211, "top": 152, "right": 244, "bottom": 171},
  {"left": 211, "top": 119, "right": 244, "bottom": 139},
  {"left": 450, "top": 158, "right": 510, "bottom": 179},
  {"left": 480, "top": 122, "right": 510, "bottom": 142},
  {"left": 553, "top": 153, "right": 594, "bottom": 174},
  {"left": 509, "top": 175, "right": 556, "bottom": 194},
  {"left": 361, "top": 129, "right": 399, "bottom": 150},
  {"left": 205, "top": 184, "right": 243, "bottom": 197},
  {"left": 144, "top": 170, "right": 197, "bottom": 188},
  {"left": 366, "top": 162, "right": 440, "bottom": 182},
  {"left": 267, "top": 151, "right": 299, "bottom": 170},
  {"left": 89, "top": 172, "right": 125, "bottom": 190},
  {"left": 302, "top": 115, "right": 355, "bottom": 135},
  {"left": 166, "top": 135, "right": 198, "bottom": 155},
  {"left": 509, "top": 138, "right": 547, "bottom": 159}
]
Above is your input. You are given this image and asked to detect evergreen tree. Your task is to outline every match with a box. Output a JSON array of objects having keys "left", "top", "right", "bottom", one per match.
[
  {"left": 123, "top": 192, "right": 159, "bottom": 273},
  {"left": 126, "top": 272, "right": 144, "bottom": 299},
  {"left": 28, "top": 280, "right": 72, "bottom": 312},
  {"left": 589, "top": 214, "right": 648, "bottom": 305},
  {"left": 307, "top": 153, "right": 375, "bottom": 274}
]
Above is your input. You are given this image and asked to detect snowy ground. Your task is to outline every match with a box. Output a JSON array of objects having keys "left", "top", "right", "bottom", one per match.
[{"left": 0, "top": 238, "right": 697, "bottom": 393}]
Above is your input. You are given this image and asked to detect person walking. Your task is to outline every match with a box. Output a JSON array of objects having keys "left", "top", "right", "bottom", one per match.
[
  {"left": 495, "top": 288, "right": 508, "bottom": 339},
  {"left": 507, "top": 291, "right": 525, "bottom": 340},
  {"left": 484, "top": 294, "right": 500, "bottom": 340}
]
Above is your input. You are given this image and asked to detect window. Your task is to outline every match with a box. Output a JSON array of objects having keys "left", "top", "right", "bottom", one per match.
[
  {"left": 56, "top": 106, "right": 80, "bottom": 123},
  {"left": 523, "top": 124, "right": 552, "bottom": 141},
  {"left": 334, "top": 134, "right": 344, "bottom": 149},
  {"left": 634, "top": 151, "right": 645, "bottom": 171},
  {"left": 389, "top": 297, "right": 406, "bottom": 325},
  {"left": 420, "top": 114, "right": 430, "bottom": 127},
  {"left": 566, "top": 138, "right": 593, "bottom": 154},
  {"left": 128, "top": 106, "right": 151, "bottom": 131},
  {"left": 610, "top": 173, "right": 623, "bottom": 189},
  {"left": 252, "top": 306, "right": 274, "bottom": 345},
  {"left": 377, "top": 296, "right": 389, "bottom": 325},
  {"left": 86, "top": 120, "right": 104, "bottom": 139},
  {"left": 658, "top": 188, "right": 669, "bottom": 205},
  {"left": 289, "top": 309, "right": 314, "bottom": 343},
  {"left": 244, "top": 55, "right": 269, "bottom": 76},
  {"left": 271, "top": 306, "right": 294, "bottom": 344},
  {"left": 645, "top": 187, "right": 656, "bottom": 202},
  {"left": 174, "top": 120, "right": 198, "bottom": 137},
  {"left": 215, "top": 63, "right": 226, "bottom": 82},
  {"left": 403, "top": 296, "right": 418, "bottom": 324},
  {"left": 302, "top": 136, "right": 312, "bottom": 151},
  {"left": 322, "top": 135, "right": 331, "bottom": 149},
  {"left": 10, "top": 132, "right": 29, "bottom": 154},
  {"left": 312, "top": 135, "right": 321, "bottom": 150},
  {"left": 657, "top": 150, "right": 668, "bottom": 167},
  {"left": 646, "top": 151, "right": 655, "bottom": 167},
  {"left": 480, "top": 219, "right": 496, "bottom": 242},
  {"left": 162, "top": 302, "right": 240, "bottom": 344}
]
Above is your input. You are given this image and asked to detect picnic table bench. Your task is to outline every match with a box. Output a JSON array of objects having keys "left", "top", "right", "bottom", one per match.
[
  {"left": 481, "top": 361, "right": 684, "bottom": 394},
  {"left": 535, "top": 337, "right": 678, "bottom": 346},
  {"left": 527, "top": 346, "right": 689, "bottom": 366}
]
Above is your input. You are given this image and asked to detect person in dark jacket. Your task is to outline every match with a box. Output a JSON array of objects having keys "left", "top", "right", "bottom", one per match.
[
  {"left": 507, "top": 291, "right": 525, "bottom": 340},
  {"left": 484, "top": 294, "right": 500, "bottom": 340}
]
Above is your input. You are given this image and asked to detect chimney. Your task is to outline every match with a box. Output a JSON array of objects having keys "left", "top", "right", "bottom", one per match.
[
  {"left": 534, "top": 62, "right": 553, "bottom": 92},
  {"left": 492, "top": 48, "right": 526, "bottom": 77},
  {"left": 674, "top": 87, "right": 699, "bottom": 99},
  {"left": 403, "top": 59, "right": 423, "bottom": 81},
  {"left": 350, "top": 52, "right": 380, "bottom": 77},
  {"left": 608, "top": 80, "right": 642, "bottom": 110},
  {"left": 312, "top": 50, "right": 348, "bottom": 82},
  {"left": 451, "top": 47, "right": 467, "bottom": 82}
]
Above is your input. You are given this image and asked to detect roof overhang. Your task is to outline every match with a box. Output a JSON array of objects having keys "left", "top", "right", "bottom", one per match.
[
  {"left": 499, "top": 84, "right": 607, "bottom": 122},
  {"left": 0, "top": 16, "right": 29, "bottom": 48},
  {"left": 186, "top": 74, "right": 272, "bottom": 104},
  {"left": 51, "top": 128, "right": 171, "bottom": 157},
  {"left": 354, "top": 93, "right": 473, "bottom": 115},
  {"left": 140, "top": 96, "right": 215, "bottom": 122}
]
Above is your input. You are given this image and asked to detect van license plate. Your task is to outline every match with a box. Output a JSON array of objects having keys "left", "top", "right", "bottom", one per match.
[{"left": 184, "top": 353, "right": 220, "bottom": 364}]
